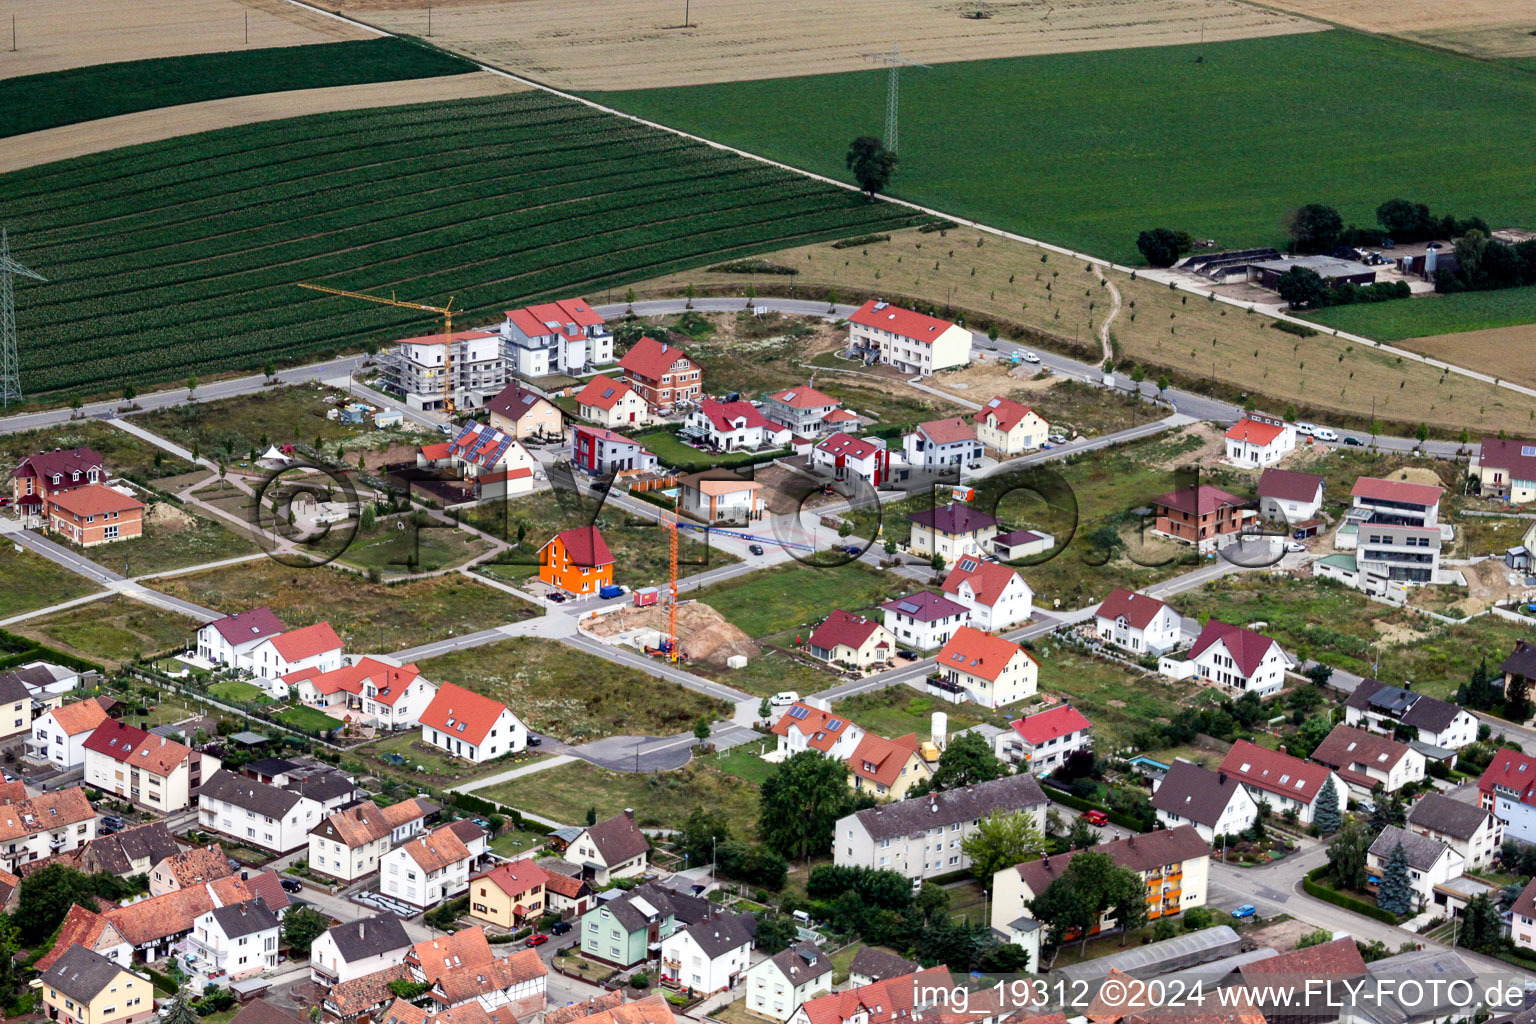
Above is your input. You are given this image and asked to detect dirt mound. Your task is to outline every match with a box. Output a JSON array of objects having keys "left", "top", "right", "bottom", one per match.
[
  {"left": 146, "top": 500, "right": 198, "bottom": 532},
  {"left": 1384, "top": 466, "right": 1443, "bottom": 487},
  {"left": 588, "top": 600, "right": 760, "bottom": 665}
]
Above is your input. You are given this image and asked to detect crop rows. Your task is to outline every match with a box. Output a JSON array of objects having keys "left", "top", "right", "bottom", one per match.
[{"left": 6, "top": 91, "right": 916, "bottom": 395}]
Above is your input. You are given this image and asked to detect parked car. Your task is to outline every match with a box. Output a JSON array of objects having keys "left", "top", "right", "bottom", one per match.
[
  {"left": 1231, "top": 904, "right": 1257, "bottom": 919},
  {"left": 547, "top": 592, "right": 567, "bottom": 603},
  {"left": 1048, "top": 433, "right": 1068, "bottom": 445},
  {"left": 1285, "top": 541, "right": 1306, "bottom": 552},
  {"left": 281, "top": 878, "right": 304, "bottom": 894},
  {"left": 528, "top": 735, "right": 543, "bottom": 746},
  {"left": 100, "top": 814, "right": 125, "bottom": 827},
  {"left": 897, "top": 650, "right": 919, "bottom": 661},
  {"left": 748, "top": 544, "right": 765, "bottom": 556},
  {"left": 1313, "top": 428, "right": 1339, "bottom": 443},
  {"left": 525, "top": 934, "right": 549, "bottom": 947},
  {"left": 1343, "top": 436, "right": 1365, "bottom": 446},
  {"left": 842, "top": 545, "right": 861, "bottom": 556},
  {"left": 1294, "top": 422, "right": 1316, "bottom": 437},
  {"left": 551, "top": 921, "right": 573, "bottom": 935},
  {"left": 1021, "top": 351, "right": 1041, "bottom": 363},
  {"left": 770, "top": 691, "right": 800, "bottom": 707},
  {"left": 1079, "top": 809, "right": 1109, "bottom": 826}
]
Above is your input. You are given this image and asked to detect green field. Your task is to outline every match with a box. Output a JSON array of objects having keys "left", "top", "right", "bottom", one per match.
[
  {"left": 11, "top": 595, "right": 195, "bottom": 666},
  {"left": 687, "top": 562, "right": 908, "bottom": 638},
  {"left": 589, "top": 31, "right": 1536, "bottom": 265},
  {"left": 1305, "top": 285, "right": 1536, "bottom": 340},
  {"left": 0, "top": 421, "right": 194, "bottom": 481},
  {"left": 3, "top": 91, "right": 922, "bottom": 397},
  {"left": 0, "top": 38, "right": 474, "bottom": 140},
  {"left": 0, "top": 547, "right": 102, "bottom": 619}
]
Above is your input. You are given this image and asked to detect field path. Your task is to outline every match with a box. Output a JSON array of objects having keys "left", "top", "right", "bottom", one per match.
[
  {"left": 0, "top": 72, "right": 522, "bottom": 173},
  {"left": 1092, "top": 264, "right": 1122, "bottom": 364}
]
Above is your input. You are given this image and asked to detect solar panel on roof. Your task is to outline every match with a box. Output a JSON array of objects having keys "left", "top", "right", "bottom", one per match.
[
  {"left": 827, "top": 719, "right": 842, "bottom": 730},
  {"left": 1524, "top": 446, "right": 1536, "bottom": 457},
  {"left": 987, "top": 398, "right": 1000, "bottom": 408},
  {"left": 602, "top": 388, "right": 615, "bottom": 399},
  {"left": 788, "top": 706, "right": 810, "bottom": 719},
  {"left": 896, "top": 601, "right": 920, "bottom": 613}
]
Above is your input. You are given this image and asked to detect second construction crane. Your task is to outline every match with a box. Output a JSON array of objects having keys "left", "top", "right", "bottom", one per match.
[{"left": 297, "top": 283, "right": 458, "bottom": 412}]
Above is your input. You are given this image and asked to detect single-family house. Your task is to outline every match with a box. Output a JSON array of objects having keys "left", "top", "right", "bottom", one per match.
[
  {"left": 685, "top": 399, "right": 790, "bottom": 451},
  {"left": 35, "top": 904, "right": 132, "bottom": 972},
  {"left": 103, "top": 875, "right": 255, "bottom": 962},
  {"left": 486, "top": 383, "right": 562, "bottom": 440},
  {"left": 806, "top": 611, "right": 895, "bottom": 669},
  {"left": 468, "top": 858, "right": 549, "bottom": 931},
  {"left": 27, "top": 697, "right": 109, "bottom": 770},
  {"left": 381, "top": 824, "right": 475, "bottom": 910},
  {"left": 1407, "top": 793, "right": 1502, "bottom": 871},
  {"left": 1093, "top": 587, "right": 1182, "bottom": 657},
  {"left": 195, "top": 607, "right": 285, "bottom": 668},
  {"left": 880, "top": 591, "right": 969, "bottom": 651},
  {"left": 659, "top": 912, "right": 754, "bottom": 994},
  {"left": 761, "top": 386, "right": 842, "bottom": 436},
  {"left": 572, "top": 424, "right": 658, "bottom": 477},
  {"left": 811, "top": 433, "right": 891, "bottom": 488},
  {"left": 444, "top": 421, "right": 537, "bottom": 500},
  {"left": 1478, "top": 748, "right": 1536, "bottom": 843},
  {"left": 1257, "top": 469, "right": 1324, "bottom": 526},
  {"left": 500, "top": 298, "right": 613, "bottom": 377},
  {"left": 847, "top": 733, "right": 932, "bottom": 800},
  {"left": 906, "top": 503, "right": 999, "bottom": 562},
  {"left": 783, "top": 968, "right": 952, "bottom": 1024},
  {"left": 197, "top": 769, "right": 324, "bottom": 854},
  {"left": 678, "top": 469, "right": 764, "bottom": 524},
  {"left": 941, "top": 557, "right": 1032, "bottom": 631},
  {"left": 1007, "top": 704, "right": 1092, "bottom": 776},
  {"left": 771, "top": 701, "right": 865, "bottom": 761},
  {"left": 187, "top": 898, "right": 280, "bottom": 980},
  {"left": 619, "top": 337, "right": 702, "bottom": 413},
  {"left": 932, "top": 626, "right": 1038, "bottom": 708},
  {"left": 287, "top": 658, "right": 437, "bottom": 732},
  {"left": 846, "top": 948, "right": 919, "bottom": 988},
  {"left": 407, "top": 927, "right": 547, "bottom": 1015},
  {"left": 902, "top": 417, "right": 983, "bottom": 471},
  {"left": 564, "top": 810, "right": 650, "bottom": 886},
  {"left": 1219, "top": 739, "right": 1347, "bottom": 824},
  {"left": 85, "top": 720, "right": 217, "bottom": 813},
  {"left": 47, "top": 485, "right": 145, "bottom": 546},
  {"left": 1351, "top": 476, "right": 1443, "bottom": 529},
  {"left": 419, "top": 682, "right": 528, "bottom": 764},
  {"left": 578, "top": 882, "right": 708, "bottom": 968},
  {"left": 1344, "top": 678, "right": 1477, "bottom": 752},
  {"left": 548, "top": 994, "right": 673, "bottom": 1024},
  {"left": 38, "top": 946, "right": 154, "bottom": 1024},
  {"left": 1310, "top": 724, "right": 1426, "bottom": 796},
  {"left": 1223, "top": 414, "right": 1295, "bottom": 467},
  {"left": 1150, "top": 485, "right": 1251, "bottom": 551},
  {"left": 244, "top": 622, "right": 344, "bottom": 681},
  {"left": 1511, "top": 878, "right": 1536, "bottom": 954},
  {"left": 1366, "top": 825, "right": 1462, "bottom": 912},
  {"left": 0, "top": 786, "right": 94, "bottom": 871},
  {"left": 1150, "top": 761, "right": 1259, "bottom": 842},
  {"left": 149, "top": 845, "right": 232, "bottom": 896},
  {"left": 835, "top": 773, "right": 1047, "bottom": 881},
  {"left": 1169, "top": 619, "right": 1293, "bottom": 697},
  {"left": 974, "top": 396, "right": 1049, "bottom": 455},
  {"left": 1471, "top": 437, "right": 1536, "bottom": 504},
  {"left": 310, "top": 913, "right": 413, "bottom": 987},
  {"left": 1505, "top": 641, "right": 1536, "bottom": 701},
  {"left": 81, "top": 822, "right": 180, "bottom": 881},
  {"left": 847, "top": 300, "right": 971, "bottom": 375},
  {"left": 539, "top": 525, "right": 614, "bottom": 596},
  {"left": 744, "top": 942, "right": 832, "bottom": 1022},
  {"left": 11, "top": 447, "right": 105, "bottom": 519},
  {"left": 539, "top": 865, "right": 595, "bottom": 919},
  {"left": 575, "top": 375, "right": 650, "bottom": 428},
  {"left": 308, "top": 798, "right": 432, "bottom": 883}
]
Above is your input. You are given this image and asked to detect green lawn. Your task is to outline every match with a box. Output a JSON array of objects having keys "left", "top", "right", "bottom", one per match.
[
  {"left": 490, "top": 828, "right": 546, "bottom": 858},
  {"left": 0, "top": 547, "right": 102, "bottom": 619},
  {"left": 480, "top": 759, "right": 761, "bottom": 838},
  {"left": 336, "top": 519, "right": 492, "bottom": 575},
  {"left": 357, "top": 729, "right": 545, "bottom": 780},
  {"left": 72, "top": 504, "right": 261, "bottom": 577},
  {"left": 687, "top": 562, "right": 909, "bottom": 638},
  {"left": 1305, "top": 285, "right": 1536, "bottom": 340},
  {"left": 630, "top": 428, "right": 787, "bottom": 472},
  {"left": 834, "top": 688, "right": 989, "bottom": 739},
  {"left": 416, "top": 637, "right": 732, "bottom": 743},
  {"left": 694, "top": 649, "right": 838, "bottom": 699},
  {"left": 710, "top": 743, "right": 778, "bottom": 786},
  {"left": 276, "top": 704, "right": 342, "bottom": 733},
  {"left": 1034, "top": 642, "right": 1201, "bottom": 753},
  {"left": 11, "top": 595, "right": 196, "bottom": 666},
  {"left": 1375, "top": 615, "right": 1532, "bottom": 701},
  {"left": 208, "top": 680, "right": 266, "bottom": 703},
  {"left": 588, "top": 31, "right": 1536, "bottom": 266}
]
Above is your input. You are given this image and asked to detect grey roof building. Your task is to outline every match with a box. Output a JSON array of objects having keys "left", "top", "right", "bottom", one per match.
[
  {"left": 1150, "top": 761, "right": 1258, "bottom": 840},
  {"left": 1368, "top": 824, "right": 1454, "bottom": 872},
  {"left": 209, "top": 898, "right": 279, "bottom": 938},
  {"left": 848, "top": 947, "right": 919, "bottom": 985},
  {"left": 325, "top": 913, "right": 412, "bottom": 963},
  {"left": 42, "top": 945, "right": 136, "bottom": 1003},
  {"left": 201, "top": 769, "right": 306, "bottom": 819},
  {"left": 677, "top": 912, "right": 755, "bottom": 959},
  {"left": 1054, "top": 925, "right": 1242, "bottom": 989},
  {"left": 1407, "top": 792, "right": 1496, "bottom": 840}
]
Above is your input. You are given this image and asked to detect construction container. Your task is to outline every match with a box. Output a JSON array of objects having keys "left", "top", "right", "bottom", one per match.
[{"left": 632, "top": 587, "right": 659, "bottom": 607}]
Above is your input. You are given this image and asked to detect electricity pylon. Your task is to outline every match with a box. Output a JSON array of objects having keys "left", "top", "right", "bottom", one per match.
[
  {"left": 857, "top": 47, "right": 930, "bottom": 154},
  {"left": 0, "top": 228, "right": 45, "bottom": 408}
]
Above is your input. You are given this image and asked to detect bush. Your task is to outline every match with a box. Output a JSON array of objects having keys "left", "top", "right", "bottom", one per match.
[
  {"left": 830, "top": 233, "right": 891, "bottom": 250},
  {"left": 1303, "top": 866, "right": 1400, "bottom": 924},
  {"left": 1271, "top": 320, "right": 1318, "bottom": 338},
  {"left": 708, "top": 259, "right": 798, "bottom": 276}
]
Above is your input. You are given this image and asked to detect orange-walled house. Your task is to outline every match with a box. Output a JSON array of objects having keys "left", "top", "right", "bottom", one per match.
[
  {"left": 539, "top": 526, "right": 615, "bottom": 595},
  {"left": 47, "top": 485, "right": 144, "bottom": 546}
]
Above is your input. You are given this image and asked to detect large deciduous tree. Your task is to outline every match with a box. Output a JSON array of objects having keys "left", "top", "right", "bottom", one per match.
[
  {"left": 1275, "top": 266, "right": 1326, "bottom": 309},
  {"left": 846, "top": 137, "right": 898, "bottom": 200},
  {"left": 961, "top": 810, "right": 1046, "bottom": 891},
  {"left": 929, "top": 731, "right": 1006, "bottom": 791},
  {"left": 17, "top": 864, "right": 100, "bottom": 944},
  {"left": 759, "top": 751, "right": 851, "bottom": 861},
  {"left": 1136, "top": 228, "right": 1183, "bottom": 268},
  {"left": 1285, "top": 203, "right": 1344, "bottom": 253}
]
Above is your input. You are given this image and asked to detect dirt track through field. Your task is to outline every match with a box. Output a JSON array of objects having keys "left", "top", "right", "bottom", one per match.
[
  {"left": 0, "top": 0, "right": 372, "bottom": 77},
  {"left": 335, "top": 0, "right": 1322, "bottom": 90},
  {"left": 1249, "top": 0, "right": 1536, "bottom": 57},
  {"left": 0, "top": 73, "right": 523, "bottom": 173}
]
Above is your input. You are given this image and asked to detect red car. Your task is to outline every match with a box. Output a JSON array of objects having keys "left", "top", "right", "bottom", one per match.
[
  {"left": 1079, "top": 809, "right": 1109, "bottom": 826},
  {"left": 525, "top": 934, "right": 549, "bottom": 947}
]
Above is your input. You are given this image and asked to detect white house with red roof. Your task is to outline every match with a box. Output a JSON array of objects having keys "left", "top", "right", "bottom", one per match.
[
  {"left": 1223, "top": 413, "right": 1295, "bottom": 467},
  {"left": 1472, "top": 438, "right": 1536, "bottom": 504},
  {"left": 446, "top": 421, "right": 537, "bottom": 499},
  {"left": 770, "top": 702, "right": 865, "bottom": 761},
  {"left": 902, "top": 416, "right": 983, "bottom": 471},
  {"left": 811, "top": 432, "right": 891, "bottom": 487},
  {"left": 11, "top": 447, "right": 105, "bottom": 519},
  {"left": 1093, "top": 587, "right": 1181, "bottom": 656},
  {"left": 847, "top": 300, "right": 971, "bottom": 375},
  {"left": 761, "top": 386, "right": 843, "bottom": 436},
  {"left": 1479, "top": 748, "right": 1536, "bottom": 843},
  {"left": 287, "top": 657, "right": 437, "bottom": 731},
  {"left": 1006, "top": 705, "right": 1092, "bottom": 775},
  {"left": 806, "top": 611, "right": 895, "bottom": 670},
  {"left": 419, "top": 683, "right": 529, "bottom": 764},
  {"left": 678, "top": 469, "right": 764, "bottom": 524},
  {"left": 500, "top": 298, "right": 613, "bottom": 377},
  {"left": 1220, "top": 739, "right": 1347, "bottom": 824},
  {"left": 574, "top": 375, "right": 649, "bottom": 428},
  {"left": 86, "top": 719, "right": 218, "bottom": 813},
  {"left": 618, "top": 337, "right": 701, "bottom": 412},
  {"left": 1257, "top": 468, "right": 1325, "bottom": 525},
  {"left": 684, "top": 399, "right": 791, "bottom": 451},
  {"left": 974, "top": 396, "right": 1050, "bottom": 454},
  {"left": 196, "top": 607, "right": 285, "bottom": 668},
  {"left": 880, "top": 591, "right": 969, "bottom": 651},
  {"left": 941, "top": 557, "right": 1032, "bottom": 631},
  {"left": 572, "top": 424, "right": 658, "bottom": 476},
  {"left": 932, "top": 626, "right": 1038, "bottom": 708},
  {"left": 28, "top": 697, "right": 109, "bottom": 771},
  {"left": 245, "top": 623, "right": 344, "bottom": 680},
  {"left": 384, "top": 329, "right": 506, "bottom": 411},
  {"left": 1162, "top": 619, "right": 1292, "bottom": 697}
]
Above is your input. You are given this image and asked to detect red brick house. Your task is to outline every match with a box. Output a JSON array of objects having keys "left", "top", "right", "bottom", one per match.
[
  {"left": 47, "top": 485, "right": 144, "bottom": 546},
  {"left": 618, "top": 337, "right": 701, "bottom": 413},
  {"left": 1151, "top": 485, "right": 1251, "bottom": 551},
  {"left": 12, "top": 447, "right": 106, "bottom": 518}
]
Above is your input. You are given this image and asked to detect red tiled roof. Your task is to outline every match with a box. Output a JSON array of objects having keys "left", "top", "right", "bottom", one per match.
[
  {"left": 288, "top": 658, "right": 422, "bottom": 706},
  {"left": 808, "top": 610, "right": 886, "bottom": 652},
  {"left": 848, "top": 300, "right": 956, "bottom": 344},
  {"left": 1351, "top": 476, "right": 1444, "bottom": 507},
  {"left": 546, "top": 525, "right": 614, "bottom": 567},
  {"left": 974, "top": 395, "right": 1038, "bottom": 432},
  {"left": 1224, "top": 417, "right": 1287, "bottom": 445},
  {"left": 574, "top": 424, "right": 634, "bottom": 446},
  {"left": 1240, "top": 936, "right": 1365, "bottom": 978},
  {"left": 1257, "top": 468, "right": 1324, "bottom": 502},
  {"left": 396, "top": 329, "right": 495, "bottom": 347},
  {"left": 936, "top": 626, "right": 1031, "bottom": 683},
  {"left": 419, "top": 441, "right": 453, "bottom": 461},
  {"left": 941, "top": 559, "right": 1023, "bottom": 608},
  {"left": 505, "top": 298, "right": 604, "bottom": 338},
  {"left": 13, "top": 448, "right": 104, "bottom": 481},
  {"left": 1188, "top": 619, "right": 1279, "bottom": 678},
  {"left": 770, "top": 702, "right": 859, "bottom": 752},
  {"left": 105, "top": 876, "right": 251, "bottom": 946},
  {"left": 1479, "top": 748, "right": 1536, "bottom": 807},
  {"left": 823, "top": 409, "right": 858, "bottom": 424},
  {"left": 474, "top": 858, "right": 549, "bottom": 899},
  {"left": 848, "top": 733, "right": 923, "bottom": 789},
  {"left": 83, "top": 719, "right": 194, "bottom": 776},
  {"left": 1220, "top": 738, "right": 1333, "bottom": 804},
  {"left": 619, "top": 337, "right": 694, "bottom": 382},
  {"left": 1093, "top": 586, "right": 1169, "bottom": 629},
  {"left": 1011, "top": 705, "right": 1091, "bottom": 746},
  {"left": 698, "top": 398, "right": 779, "bottom": 435},
  {"left": 795, "top": 967, "right": 951, "bottom": 1024},
  {"left": 268, "top": 622, "right": 342, "bottom": 663},
  {"left": 1479, "top": 438, "right": 1536, "bottom": 482},
  {"left": 48, "top": 698, "right": 109, "bottom": 737},
  {"left": 418, "top": 683, "right": 512, "bottom": 749},
  {"left": 1310, "top": 724, "right": 1413, "bottom": 774},
  {"left": 48, "top": 485, "right": 144, "bottom": 517},
  {"left": 916, "top": 416, "right": 977, "bottom": 445},
  {"left": 816, "top": 432, "right": 882, "bottom": 461},
  {"left": 36, "top": 904, "right": 116, "bottom": 971},
  {"left": 576, "top": 375, "right": 636, "bottom": 411},
  {"left": 1153, "top": 485, "right": 1248, "bottom": 517},
  {"left": 401, "top": 824, "right": 472, "bottom": 873},
  {"left": 767, "top": 386, "right": 838, "bottom": 410}
]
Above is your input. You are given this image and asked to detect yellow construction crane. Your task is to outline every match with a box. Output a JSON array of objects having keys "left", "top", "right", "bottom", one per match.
[{"left": 297, "top": 283, "right": 458, "bottom": 412}]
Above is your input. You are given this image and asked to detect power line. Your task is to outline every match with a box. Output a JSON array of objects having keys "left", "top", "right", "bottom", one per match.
[
  {"left": 0, "top": 228, "right": 47, "bottom": 409},
  {"left": 856, "top": 47, "right": 929, "bottom": 154}
]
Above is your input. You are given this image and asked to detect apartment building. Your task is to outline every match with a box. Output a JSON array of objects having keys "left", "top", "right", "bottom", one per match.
[
  {"left": 383, "top": 330, "right": 507, "bottom": 411},
  {"left": 846, "top": 300, "right": 971, "bottom": 375},
  {"left": 501, "top": 298, "right": 613, "bottom": 377},
  {"left": 84, "top": 720, "right": 216, "bottom": 813}
]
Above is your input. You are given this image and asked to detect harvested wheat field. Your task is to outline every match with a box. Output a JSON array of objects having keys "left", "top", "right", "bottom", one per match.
[
  {"left": 0, "top": 0, "right": 370, "bottom": 77},
  {"left": 0, "top": 72, "right": 521, "bottom": 173},
  {"left": 335, "top": 0, "right": 1320, "bottom": 90},
  {"left": 1398, "top": 324, "right": 1536, "bottom": 392},
  {"left": 586, "top": 602, "right": 759, "bottom": 666},
  {"left": 1250, "top": 0, "right": 1536, "bottom": 58}
]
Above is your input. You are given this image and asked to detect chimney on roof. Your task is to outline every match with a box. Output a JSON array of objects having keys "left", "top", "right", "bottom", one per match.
[
  {"left": 1403, "top": 680, "right": 1413, "bottom": 691},
  {"left": 1279, "top": 745, "right": 1287, "bottom": 755},
  {"left": 1218, "top": 771, "right": 1227, "bottom": 785},
  {"left": 360, "top": 921, "right": 365, "bottom": 940},
  {"left": 624, "top": 808, "right": 634, "bottom": 821},
  {"left": 241, "top": 871, "right": 248, "bottom": 880}
]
